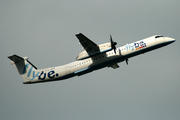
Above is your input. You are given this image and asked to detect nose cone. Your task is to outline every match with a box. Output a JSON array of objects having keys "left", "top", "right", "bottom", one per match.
[{"left": 165, "top": 37, "right": 176, "bottom": 43}]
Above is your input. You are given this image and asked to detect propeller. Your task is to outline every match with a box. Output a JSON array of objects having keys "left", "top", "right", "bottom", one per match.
[
  {"left": 110, "top": 35, "right": 117, "bottom": 54},
  {"left": 126, "top": 59, "right": 129, "bottom": 65}
]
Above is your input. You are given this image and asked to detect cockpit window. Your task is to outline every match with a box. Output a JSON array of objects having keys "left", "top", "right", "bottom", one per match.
[{"left": 155, "top": 35, "right": 164, "bottom": 38}]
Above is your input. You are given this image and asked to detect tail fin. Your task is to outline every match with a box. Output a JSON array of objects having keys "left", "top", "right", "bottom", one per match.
[{"left": 8, "top": 54, "right": 40, "bottom": 82}]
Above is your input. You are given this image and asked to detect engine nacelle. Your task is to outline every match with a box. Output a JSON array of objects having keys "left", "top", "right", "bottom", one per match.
[{"left": 76, "top": 43, "right": 112, "bottom": 60}]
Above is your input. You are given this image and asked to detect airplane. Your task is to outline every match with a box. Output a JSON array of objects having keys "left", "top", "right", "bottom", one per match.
[{"left": 8, "top": 33, "right": 175, "bottom": 84}]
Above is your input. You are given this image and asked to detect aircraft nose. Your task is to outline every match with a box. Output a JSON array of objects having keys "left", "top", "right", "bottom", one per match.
[{"left": 165, "top": 37, "right": 176, "bottom": 43}]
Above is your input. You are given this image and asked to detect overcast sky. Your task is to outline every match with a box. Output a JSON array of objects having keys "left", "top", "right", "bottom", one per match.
[{"left": 1, "top": 0, "right": 180, "bottom": 120}]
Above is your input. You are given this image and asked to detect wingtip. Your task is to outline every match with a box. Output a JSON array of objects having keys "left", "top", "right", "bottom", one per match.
[
  {"left": 75, "top": 33, "right": 82, "bottom": 36},
  {"left": 76, "top": 33, "right": 85, "bottom": 36}
]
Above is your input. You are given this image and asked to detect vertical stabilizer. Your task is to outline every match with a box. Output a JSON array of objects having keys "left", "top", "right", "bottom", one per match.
[{"left": 8, "top": 54, "right": 40, "bottom": 82}]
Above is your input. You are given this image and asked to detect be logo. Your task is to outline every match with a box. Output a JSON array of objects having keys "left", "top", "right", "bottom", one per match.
[
  {"left": 134, "top": 41, "right": 146, "bottom": 50},
  {"left": 38, "top": 71, "right": 59, "bottom": 80}
]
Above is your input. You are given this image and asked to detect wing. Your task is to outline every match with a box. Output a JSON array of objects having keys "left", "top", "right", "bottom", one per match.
[
  {"left": 75, "top": 33, "right": 98, "bottom": 53},
  {"left": 108, "top": 63, "right": 119, "bottom": 69}
]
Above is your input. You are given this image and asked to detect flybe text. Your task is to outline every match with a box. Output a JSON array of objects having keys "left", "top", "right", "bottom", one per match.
[
  {"left": 23, "top": 63, "right": 59, "bottom": 81},
  {"left": 126, "top": 41, "right": 146, "bottom": 51}
]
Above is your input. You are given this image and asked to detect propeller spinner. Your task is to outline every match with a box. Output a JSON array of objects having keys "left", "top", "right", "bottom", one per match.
[{"left": 110, "top": 35, "right": 117, "bottom": 54}]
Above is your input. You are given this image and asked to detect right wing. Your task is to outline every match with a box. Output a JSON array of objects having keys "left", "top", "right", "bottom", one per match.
[{"left": 75, "top": 33, "right": 98, "bottom": 53}]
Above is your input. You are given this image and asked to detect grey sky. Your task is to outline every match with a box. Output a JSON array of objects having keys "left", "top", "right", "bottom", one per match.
[{"left": 1, "top": 0, "right": 180, "bottom": 120}]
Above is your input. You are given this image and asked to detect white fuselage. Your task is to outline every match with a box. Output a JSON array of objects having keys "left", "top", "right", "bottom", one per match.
[{"left": 23, "top": 35, "right": 175, "bottom": 84}]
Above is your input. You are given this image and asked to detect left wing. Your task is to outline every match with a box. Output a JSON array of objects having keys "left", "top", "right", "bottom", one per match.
[
  {"left": 75, "top": 33, "right": 98, "bottom": 53},
  {"left": 108, "top": 63, "right": 119, "bottom": 69}
]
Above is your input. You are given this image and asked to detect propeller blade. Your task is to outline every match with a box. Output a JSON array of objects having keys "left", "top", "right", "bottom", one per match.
[
  {"left": 110, "top": 35, "right": 113, "bottom": 46},
  {"left": 126, "top": 59, "right": 128, "bottom": 65},
  {"left": 114, "top": 48, "right": 116, "bottom": 54},
  {"left": 110, "top": 35, "right": 117, "bottom": 54}
]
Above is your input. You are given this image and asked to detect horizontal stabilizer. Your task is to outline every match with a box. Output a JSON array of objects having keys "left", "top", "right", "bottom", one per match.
[
  {"left": 8, "top": 54, "right": 37, "bottom": 69},
  {"left": 8, "top": 54, "right": 25, "bottom": 63}
]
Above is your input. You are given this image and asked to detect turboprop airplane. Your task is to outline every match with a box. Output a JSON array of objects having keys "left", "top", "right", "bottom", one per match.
[{"left": 8, "top": 33, "right": 175, "bottom": 84}]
